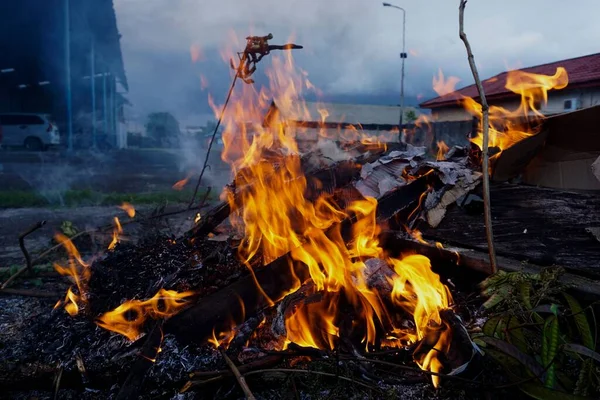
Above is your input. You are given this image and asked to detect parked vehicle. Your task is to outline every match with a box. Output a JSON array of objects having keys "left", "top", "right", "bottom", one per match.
[{"left": 0, "top": 113, "right": 60, "bottom": 150}]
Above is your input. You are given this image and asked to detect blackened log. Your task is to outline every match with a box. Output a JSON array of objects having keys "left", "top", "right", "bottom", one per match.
[
  {"left": 167, "top": 174, "right": 434, "bottom": 344},
  {"left": 382, "top": 233, "right": 600, "bottom": 299},
  {"left": 417, "top": 184, "right": 600, "bottom": 279}
]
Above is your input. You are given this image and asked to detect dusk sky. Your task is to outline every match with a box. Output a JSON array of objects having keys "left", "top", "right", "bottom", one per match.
[{"left": 114, "top": 0, "right": 600, "bottom": 124}]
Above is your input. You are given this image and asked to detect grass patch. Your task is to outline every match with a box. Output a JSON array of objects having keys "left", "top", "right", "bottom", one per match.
[{"left": 0, "top": 189, "right": 209, "bottom": 209}]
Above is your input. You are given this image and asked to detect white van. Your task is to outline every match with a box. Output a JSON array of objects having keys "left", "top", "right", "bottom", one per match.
[{"left": 0, "top": 113, "right": 60, "bottom": 150}]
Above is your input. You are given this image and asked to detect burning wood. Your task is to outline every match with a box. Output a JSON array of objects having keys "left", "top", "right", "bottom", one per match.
[{"left": 4, "top": 26, "right": 600, "bottom": 400}]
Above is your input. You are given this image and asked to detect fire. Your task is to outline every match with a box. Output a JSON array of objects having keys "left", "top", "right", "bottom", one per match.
[
  {"left": 96, "top": 288, "right": 195, "bottom": 341},
  {"left": 108, "top": 217, "right": 123, "bottom": 250},
  {"left": 211, "top": 34, "right": 452, "bottom": 386},
  {"left": 53, "top": 234, "right": 90, "bottom": 316},
  {"left": 436, "top": 140, "right": 449, "bottom": 161},
  {"left": 433, "top": 68, "right": 461, "bottom": 97},
  {"left": 194, "top": 212, "right": 201, "bottom": 224},
  {"left": 464, "top": 67, "right": 568, "bottom": 154},
  {"left": 119, "top": 202, "right": 135, "bottom": 218},
  {"left": 173, "top": 174, "right": 192, "bottom": 191}
]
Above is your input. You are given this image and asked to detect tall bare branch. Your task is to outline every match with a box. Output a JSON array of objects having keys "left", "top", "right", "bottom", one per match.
[{"left": 458, "top": 0, "right": 498, "bottom": 273}]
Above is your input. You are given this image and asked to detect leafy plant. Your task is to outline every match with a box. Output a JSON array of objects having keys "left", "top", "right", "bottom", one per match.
[{"left": 473, "top": 268, "right": 600, "bottom": 399}]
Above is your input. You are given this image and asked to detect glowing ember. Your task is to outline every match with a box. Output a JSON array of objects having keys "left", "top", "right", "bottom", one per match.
[
  {"left": 212, "top": 35, "right": 453, "bottom": 386},
  {"left": 96, "top": 288, "right": 195, "bottom": 341},
  {"left": 53, "top": 233, "right": 91, "bottom": 316},
  {"left": 119, "top": 202, "right": 136, "bottom": 218}
]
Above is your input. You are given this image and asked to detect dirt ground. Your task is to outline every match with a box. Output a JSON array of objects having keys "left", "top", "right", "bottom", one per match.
[{"left": 0, "top": 204, "right": 202, "bottom": 268}]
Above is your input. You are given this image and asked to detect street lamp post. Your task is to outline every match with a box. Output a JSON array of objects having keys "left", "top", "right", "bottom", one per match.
[
  {"left": 64, "top": 0, "right": 73, "bottom": 152},
  {"left": 382, "top": 2, "right": 407, "bottom": 139}
]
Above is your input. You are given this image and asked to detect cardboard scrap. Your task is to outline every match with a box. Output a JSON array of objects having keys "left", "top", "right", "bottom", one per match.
[
  {"left": 593, "top": 156, "right": 600, "bottom": 184},
  {"left": 355, "top": 144, "right": 482, "bottom": 227},
  {"left": 355, "top": 145, "right": 427, "bottom": 198},
  {"left": 426, "top": 173, "right": 482, "bottom": 228}
]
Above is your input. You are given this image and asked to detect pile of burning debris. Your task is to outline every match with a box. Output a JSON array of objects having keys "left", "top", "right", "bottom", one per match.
[{"left": 2, "top": 36, "right": 600, "bottom": 400}]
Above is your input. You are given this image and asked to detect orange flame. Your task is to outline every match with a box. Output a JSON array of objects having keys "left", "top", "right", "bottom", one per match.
[
  {"left": 211, "top": 34, "right": 452, "bottom": 385},
  {"left": 464, "top": 67, "right": 568, "bottom": 155},
  {"left": 53, "top": 234, "right": 90, "bottom": 316},
  {"left": 96, "top": 288, "right": 195, "bottom": 341},
  {"left": 436, "top": 140, "right": 449, "bottom": 161},
  {"left": 119, "top": 202, "right": 135, "bottom": 218},
  {"left": 108, "top": 217, "right": 123, "bottom": 250},
  {"left": 433, "top": 69, "right": 461, "bottom": 97},
  {"left": 173, "top": 175, "right": 191, "bottom": 191}
]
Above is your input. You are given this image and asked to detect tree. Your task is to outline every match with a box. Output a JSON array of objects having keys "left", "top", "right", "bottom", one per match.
[
  {"left": 145, "top": 112, "right": 181, "bottom": 148},
  {"left": 405, "top": 109, "right": 418, "bottom": 124}
]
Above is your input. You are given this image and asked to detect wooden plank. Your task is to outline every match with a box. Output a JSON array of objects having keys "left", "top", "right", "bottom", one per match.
[{"left": 419, "top": 183, "right": 600, "bottom": 278}]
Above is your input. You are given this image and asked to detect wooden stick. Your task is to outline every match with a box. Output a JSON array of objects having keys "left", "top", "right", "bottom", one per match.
[
  {"left": 458, "top": 0, "right": 498, "bottom": 274},
  {"left": 116, "top": 320, "right": 164, "bottom": 400},
  {"left": 18, "top": 220, "right": 47, "bottom": 275},
  {"left": 220, "top": 349, "right": 256, "bottom": 400}
]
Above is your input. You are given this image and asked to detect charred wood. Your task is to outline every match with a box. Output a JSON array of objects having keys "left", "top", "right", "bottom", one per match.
[
  {"left": 168, "top": 175, "right": 434, "bottom": 344},
  {"left": 416, "top": 184, "right": 600, "bottom": 279}
]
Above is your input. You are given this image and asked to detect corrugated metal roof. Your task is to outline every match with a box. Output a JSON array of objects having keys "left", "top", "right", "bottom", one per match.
[
  {"left": 275, "top": 101, "right": 419, "bottom": 125},
  {"left": 420, "top": 52, "right": 600, "bottom": 109}
]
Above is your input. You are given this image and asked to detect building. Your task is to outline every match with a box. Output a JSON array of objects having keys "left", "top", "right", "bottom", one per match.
[
  {"left": 0, "top": 0, "right": 128, "bottom": 148},
  {"left": 420, "top": 52, "right": 600, "bottom": 122},
  {"left": 264, "top": 100, "right": 421, "bottom": 147}
]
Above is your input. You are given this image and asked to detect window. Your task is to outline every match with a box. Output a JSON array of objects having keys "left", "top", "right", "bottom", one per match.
[{"left": 564, "top": 100, "right": 573, "bottom": 110}]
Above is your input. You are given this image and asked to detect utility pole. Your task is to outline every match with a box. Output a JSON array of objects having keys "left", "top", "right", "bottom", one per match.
[
  {"left": 64, "top": 0, "right": 73, "bottom": 151},
  {"left": 382, "top": 2, "right": 407, "bottom": 139},
  {"left": 103, "top": 72, "right": 108, "bottom": 144},
  {"left": 91, "top": 39, "right": 96, "bottom": 148}
]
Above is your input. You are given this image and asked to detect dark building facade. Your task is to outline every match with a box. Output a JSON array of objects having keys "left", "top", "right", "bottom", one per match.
[{"left": 0, "top": 0, "right": 128, "bottom": 148}]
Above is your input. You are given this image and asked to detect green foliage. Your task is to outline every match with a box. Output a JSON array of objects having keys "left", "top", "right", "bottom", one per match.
[
  {"left": 405, "top": 109, "right": 418, "bottom": 124},
  {"left": 477, "top": 268, "right": 600, "bottom": 399},
  {"left": 60, "top": 221, "right": 79, "bottom": 238},
  {"left": 145, "top": 112, "right": 181, "bottom": 148}
]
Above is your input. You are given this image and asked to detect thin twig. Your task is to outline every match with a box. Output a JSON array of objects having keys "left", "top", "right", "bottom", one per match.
[
  {"left": 0, "top": 206, "right": 204, "bottom": 290},
  {"left": 220, "top": 349, "right": 256, "bottom": 400},
  {"left": 189, "top": 73, "right": 239, "bottom": 209},
  {"left": 458, "top": 0, "right": 498, "bottom": 273},
  {"left": 19, "top": 220, "right": 47, "bottom": 275}
]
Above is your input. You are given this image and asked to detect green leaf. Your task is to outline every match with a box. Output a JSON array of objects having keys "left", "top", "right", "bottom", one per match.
[
  {"left": 543, "top": 315, "right": 559, "bottom": 389},
  {"left": 563, "top": 293, "right": 595, "bottom": 350},
  {"left": 483, "top": 292, "right": 506, "bottom": 309},
  {"left": 574, "top": 359, "right": 593, "bottom": 397},
  {"left": 480, "top": 336, "right": 545, "bottom": 379},
  {"left": 483, "top": 315, "right": 505, "bottom": 338},
  {"left": 519, "top": 382, "right": 592, "bottom": 400},
  {"left": 519, "top": 281, "right": 533, "bottom": 310},
  {"left": 563, "top": 343, "right": 600, "bottom": 363},
  {"left": 506, "top": 315, "right": 529, "bottom": 354}
]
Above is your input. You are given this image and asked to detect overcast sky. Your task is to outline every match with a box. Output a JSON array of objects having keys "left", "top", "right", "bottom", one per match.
[{"left": 114, "top": 0, "right": 600, "bottom": 124}]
